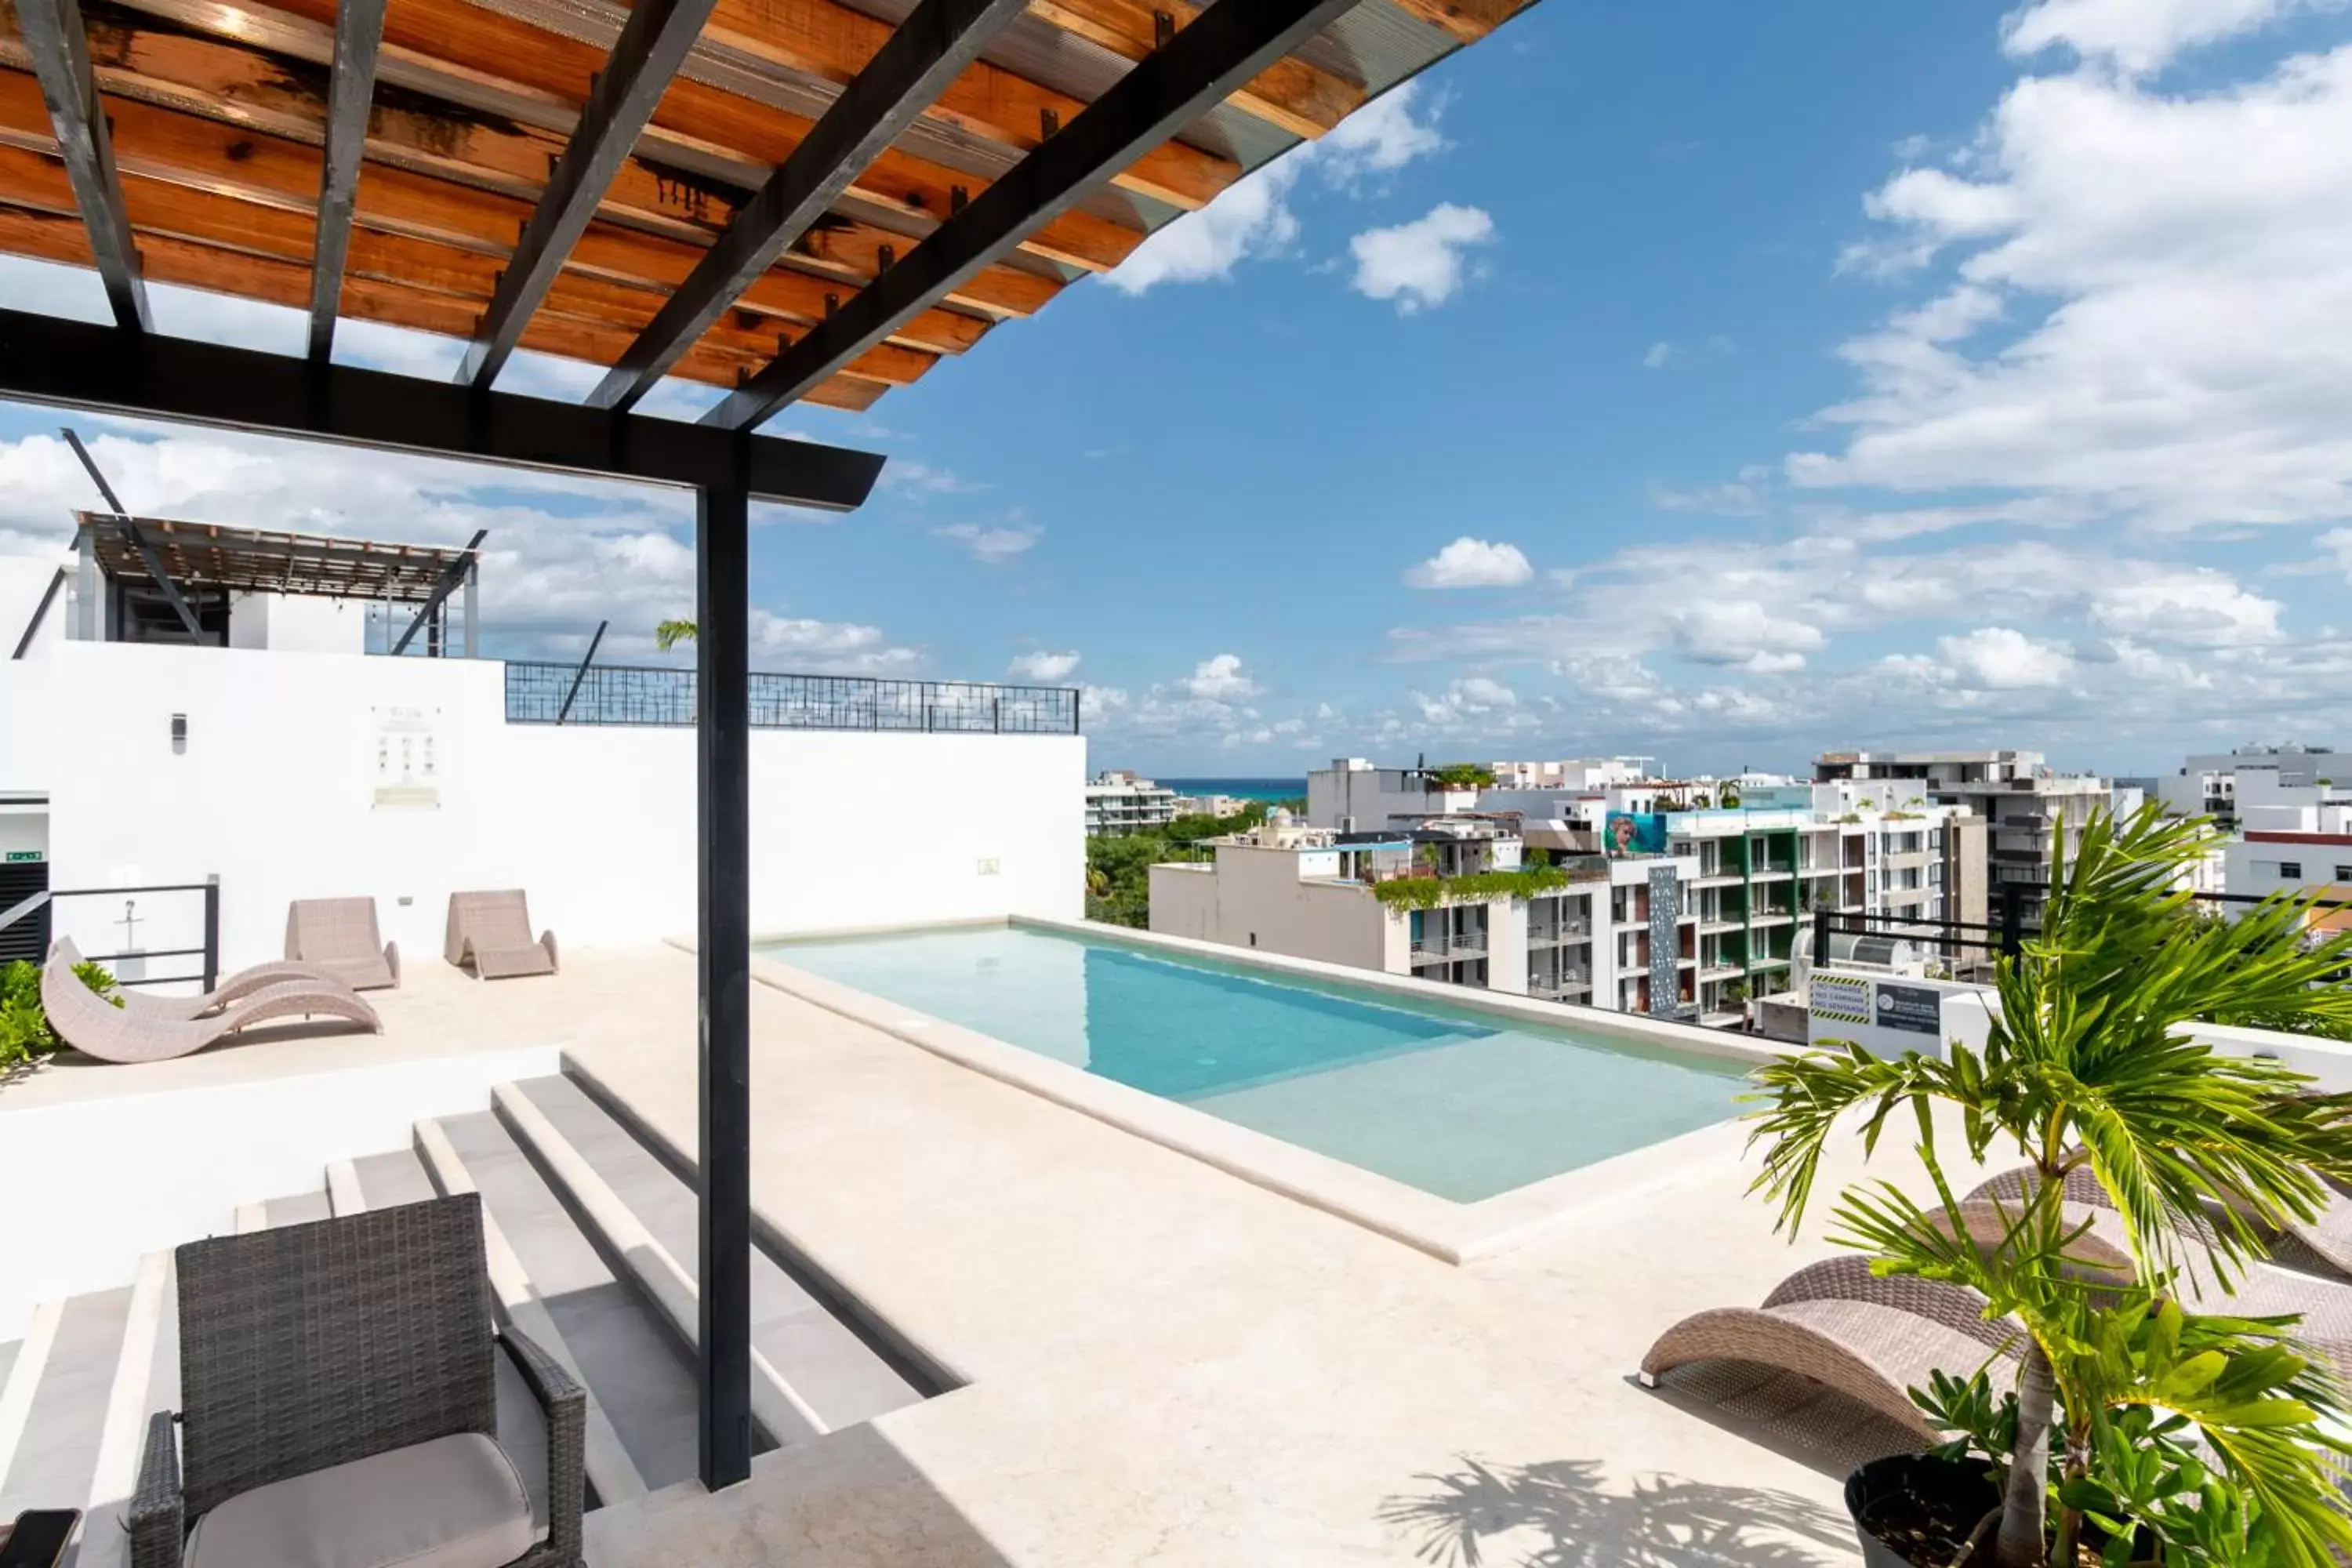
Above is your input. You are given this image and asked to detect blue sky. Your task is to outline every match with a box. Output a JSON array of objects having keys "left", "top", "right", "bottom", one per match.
[{"left": 6, "top": 0, "right": 2352, "bottom": 779}]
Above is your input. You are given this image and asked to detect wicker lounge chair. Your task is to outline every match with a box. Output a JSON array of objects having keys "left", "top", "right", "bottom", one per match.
[
  {"left": 1639, "top": 1254, "right": 2024, "bottom": 1438},
  {"left": 1963, "top": 1165, "right": 2352, "bottom": 1363},
  {"left": 42, "top": 941, "right": 379, "bottom": 1065},
  {"left": 49, "top": 936, "right": 356, "bottom": 1024},
  {"left": 285, "top": 896, "right": 401, "bottom": 990},
  {"left": 130, "top": 1195, "right": 586, "bottom": 1568},
  {"left": 445, "top": 890, "right": 559, "bottom": 981}
]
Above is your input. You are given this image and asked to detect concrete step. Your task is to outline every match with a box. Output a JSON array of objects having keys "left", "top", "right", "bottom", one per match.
[
  {"left": 416, "top": 1112, "right": 699, "bottom": 1504},
  {"left": 350, "top": 1146, "right": 438, "bottom": 1210},
  {"left": 234, "top": 1189, "right": 332, "bottom": 1234},
  {"left": 499, "top": 1074, "right": 926, "bottom": 1439},
  {"left": 0, "top": 1250, "right": 175, "bottom": 1568}
]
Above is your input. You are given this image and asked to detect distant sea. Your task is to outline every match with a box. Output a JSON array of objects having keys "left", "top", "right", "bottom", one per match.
[{"left": 1160, "top": 777, "right": 1306, "bottom": 803}]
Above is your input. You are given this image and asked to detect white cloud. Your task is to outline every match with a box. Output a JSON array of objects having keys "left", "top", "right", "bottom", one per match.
[
  {"left": 1403, "top": 536, "right": 1534, "bottom": 589},
  {"left": 877, "top": 460, "right": 982, "bottom": 500},
  {"left": 1007, "top": 649, "right": 1081, "bottom": 681},
  {"left": 1180, "top": 653, "right": 1261, "bottom": 701},
  {"left": 1410, "top": 675, "right": 1534, "bottom": 730},
  {"left": 1316, "top": 82, "right": 1448, "bottom": 180},
  {"left": 931, "top": 521, "right": 1041, "bottom": 564},
  {"left": 1936, "top": 626, "right": 2074, "bottom": 688},
  {"left": 1103, "top": 159, "right": 1305, "bottom": 294},
  {"left": 1080, "top": 684, "right": 1131, "bottom": 724},
  {"left": 1791, "top": 35, "right": 2352, "bottom": 532},
  {"left": 1348, "top": 204, "right": 1496, "bottom": 314},
  {"left": 749, "top": 613, "right": 922, "bottom": 673},
  {"left": 2001, "top": 0, "right": 2339, "bottom": 74},
  {"left": 1668, "top": 601, "right": 1828, "bottom": 672},
  {"left": 1649, "top": 465, "right": 1773, "bottom": 516},
  {"left": 1640, "top": 336, "right": 1737, "bottom": 370},
  {"left": 1106, "top": 84, "right": 1448, "bottom": 296},
  {"left": 2084, "top": 567, "right": 2281, "bottom": 645}
]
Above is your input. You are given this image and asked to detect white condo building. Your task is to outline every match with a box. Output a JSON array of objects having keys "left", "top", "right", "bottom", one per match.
[
  {"left": 1084, "top": 770, "right": 1178, "bottom": 837},
  {"left": 1147, "top": 809, "right": 1708, "bottom": 1020},
  {"left": 1280, "top": 758, "right": 1992, "bottom": 1025},
  {"left": 2222, "top": 771, "right": 2352, "bottom": 930},
  {"left": 1814, "top": 749, "right": 2136, "bottom": 925},
  {"left": 2160, "top": 745, "right": 2351, "bottom": 830}
]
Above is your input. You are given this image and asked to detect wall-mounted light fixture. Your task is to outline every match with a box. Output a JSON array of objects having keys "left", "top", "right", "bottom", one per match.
[{"left": 170, "top": 713, "right": 187, "bottom": 755}]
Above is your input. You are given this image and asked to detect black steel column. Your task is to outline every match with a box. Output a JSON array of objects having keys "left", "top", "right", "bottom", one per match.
[{"left": 695, "top": 448, "right": 753, "bottom": 1490}]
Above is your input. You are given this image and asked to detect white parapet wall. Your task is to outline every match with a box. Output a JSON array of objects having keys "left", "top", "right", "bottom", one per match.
[
  {"left": 0, "top": 1044, "right": 561, "bottom": 1337},
  {"left": 0, "top": 641, "right": 1083, "bottom": 975}
]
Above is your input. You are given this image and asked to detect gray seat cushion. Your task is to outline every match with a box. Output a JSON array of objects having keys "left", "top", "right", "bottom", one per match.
[{"left": 184, "top": 1432, "right": 535, "bottom": 1568}]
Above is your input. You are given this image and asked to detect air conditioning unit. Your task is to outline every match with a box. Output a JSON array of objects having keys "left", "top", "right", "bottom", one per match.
[{"left": 1827, "top": 932, "right": 1922, "bottom": 971}]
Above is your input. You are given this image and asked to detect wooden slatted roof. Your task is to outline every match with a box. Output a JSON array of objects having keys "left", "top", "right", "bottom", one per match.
[
  {"left": 78, "top": 510, "right": 472, "bottom": 595},
  {"left": 0, "top": 0, "right": 1534, "bottom": 426}
]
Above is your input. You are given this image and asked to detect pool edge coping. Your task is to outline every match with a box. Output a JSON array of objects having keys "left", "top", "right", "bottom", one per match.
[{"left": 706, "top": 919, "right": 1799, "bottom": 1266}]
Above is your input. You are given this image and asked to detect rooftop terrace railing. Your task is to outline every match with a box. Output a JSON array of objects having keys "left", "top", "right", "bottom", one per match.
[{"left": 504, "top": 660, "right": 1080, "bottom": 735}]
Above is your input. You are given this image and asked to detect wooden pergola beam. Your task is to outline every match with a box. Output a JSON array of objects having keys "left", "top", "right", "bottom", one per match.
[
  {"left": 589, "top": 0, "right": 1031, "bottom": 413},
  {"left": 45, "top": 0, "right": 1145, "bottom": 275},
  {"left": 0, "top": 56, "right": 1064, "bottom": 319},
  {"left": 456, "top": 0, "right": 720, "bottom": 388},
  {"left": 306, "top": 0, "right": 381, "bottom": 361},
  {"left": 1029, "top": 0, "right": 1363, "bottom": 140},
  {"left": 13, "top": 0, "right": 147, "bottom": 328},
  {"left": 0, "top": 197, "right": 902, "bottom": 407},
  {"left": 1387, "top": 0, "right": 1532, "bottom": 45},
  {"left": 706, "top": 0, "right": 1364, "bottom": 430}
]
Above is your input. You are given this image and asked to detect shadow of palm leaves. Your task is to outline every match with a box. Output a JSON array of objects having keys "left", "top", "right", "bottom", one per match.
[{"left": 1378, "top": 1456, "right": 1853, "bottom": 1568}]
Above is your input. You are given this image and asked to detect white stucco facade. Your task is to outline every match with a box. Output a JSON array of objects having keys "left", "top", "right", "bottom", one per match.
[{"left": 0, "top": 640, "right": 1083, "bottom": 975}]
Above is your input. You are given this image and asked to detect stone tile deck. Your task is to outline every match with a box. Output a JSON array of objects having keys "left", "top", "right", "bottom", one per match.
[
  {"left": 7, "top": 943, "right": 1977, "bottom": 1566},
  {"left": 561, "top": 946, "right": 1976, "bottom": 1567}
]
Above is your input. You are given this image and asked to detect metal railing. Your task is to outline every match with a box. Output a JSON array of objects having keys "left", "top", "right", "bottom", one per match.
[
  {"left": 504, "top": 661, "right": 1080, "bottom": 735},
  {"left": 1, "top": 878, "right": 220, "bottom": 989}
]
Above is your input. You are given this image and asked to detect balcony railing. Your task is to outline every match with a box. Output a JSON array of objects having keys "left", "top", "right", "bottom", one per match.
[{"left": 505, "top": 661, "right": 1080, "bottom": 735}]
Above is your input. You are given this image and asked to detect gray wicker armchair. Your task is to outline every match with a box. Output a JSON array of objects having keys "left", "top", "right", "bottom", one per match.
[{"left": 131, "top": 1195, "right": 586, "bottom": 1568}]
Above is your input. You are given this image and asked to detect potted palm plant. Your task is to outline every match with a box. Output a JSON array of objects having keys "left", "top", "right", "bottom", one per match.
[{"left": 1751, "top": 808, "right": 2352, "bottom": 1566}]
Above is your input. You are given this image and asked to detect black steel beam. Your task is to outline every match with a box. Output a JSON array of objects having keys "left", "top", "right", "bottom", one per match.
[
  {"left": 587, "top": 0, "right": 1029, "bottom": 414},
  {"left": 0, "top": 308, "right": 885, "bottom": 508},
  {"left": 390, "top": 528, "right": 488, "bottom": 655},
  {"left": 307, "top": 0, "right": 387, "bottom": 363},
  {"left": 458, "top": 0, "right": 723, "bottom": 390},
  {"left": 695, "top": 456, "right": 753, "bottom": 1492},
  {"left": 60, "top": 426, "right": 203, "bottom": 638},
  {"left": 16, "top": 0, "right": 150, "bottom": 332},
  {"left": 555, "top": 619, "right": 608, "bottom": 722},
  {"left": 701, "top": 0, "right": 1359, "bottom": 431},
  {"left": 10, "top": 568, "right": 67, "bottom": 659}
]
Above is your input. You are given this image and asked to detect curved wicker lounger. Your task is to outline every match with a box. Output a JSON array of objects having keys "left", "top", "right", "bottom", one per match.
[
  {"left": 1972, "top": 1162, "right": 2352, "bottom": 1290},
  {"left": 1640, "top": 1256, "right": 2020, "bottom": 1439},
  {"left": 42, "top": 950, "right": 381, "bottom": 1065},
  {"left": 51, "top": 938, "right": 354, "bottom": 1023},
  {"left": 1962, "top": 1166, "right": 2352, "bottom": 1371}
]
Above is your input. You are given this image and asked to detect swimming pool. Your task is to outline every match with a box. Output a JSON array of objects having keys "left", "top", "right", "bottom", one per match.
[{"left": 760, "top": 924, "right": 1750, "bottom": 1203}]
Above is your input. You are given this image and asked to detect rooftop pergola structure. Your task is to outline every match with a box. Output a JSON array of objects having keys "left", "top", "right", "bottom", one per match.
[{"left": 0, "top": 0, "right": 1534, "bottom": 1495}]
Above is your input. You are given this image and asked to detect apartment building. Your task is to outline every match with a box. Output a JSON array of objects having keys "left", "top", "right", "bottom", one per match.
[
  {"left": 1171, "top": 793, "right": 1252, "bottom": 818},
  {"left": 2158, "top": 745, "right": 2349, "bottom": 829},
  {"left": 1814, "top": 749, "right": 2136, "bottom": 925},
  {"left": 1084, "top": 770, "right": 1178, "bottom": 837},
  {"left": 2221, "top": 771, "right": 2352, "bottom": 931},
  {"left": 1147, "top": 809, "right": 1707, "bottom": 1021},
  {"left": 1306, "top": 756, "right": 1654, "bottom": 837}
]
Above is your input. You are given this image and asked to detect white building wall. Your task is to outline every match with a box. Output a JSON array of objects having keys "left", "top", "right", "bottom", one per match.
[
  {"left": 0, "top": 641, "right": 1082, "bottom": 975},
  {"left": 1149, "top": 841, "right": 1392, "bottom": 971}
]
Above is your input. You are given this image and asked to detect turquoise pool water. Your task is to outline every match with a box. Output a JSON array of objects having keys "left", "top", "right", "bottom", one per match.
[{"left": 760, "top": 926, "right": 1750, "bottom": 1203}]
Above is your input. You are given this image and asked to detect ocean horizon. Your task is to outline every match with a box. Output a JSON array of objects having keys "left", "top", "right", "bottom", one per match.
[{"left": 1158, "top": 777, "right": 1306, "bottom": 803}]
